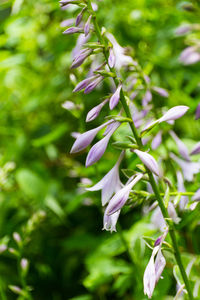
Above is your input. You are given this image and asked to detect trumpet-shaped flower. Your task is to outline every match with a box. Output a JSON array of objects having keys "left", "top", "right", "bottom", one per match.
[
  {"left": 103, "top": 206, "right": 121, "bottom": 232},
  {"left": 170, "top": 131, "right": 190, "bottom": 161},
  {"left": 109, "top": 85, "right": 122, "bottom": 110},
  {"left": 190, "top": 141, "right": 200, "bottom": 155},
  {"left": 86, "top": 151, "right": 124, "bottom": 205}
]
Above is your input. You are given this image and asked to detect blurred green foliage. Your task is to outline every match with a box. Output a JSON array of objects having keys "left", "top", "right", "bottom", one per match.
[{"left": 0, "top": 0, "right": 200, "bottom": 299}]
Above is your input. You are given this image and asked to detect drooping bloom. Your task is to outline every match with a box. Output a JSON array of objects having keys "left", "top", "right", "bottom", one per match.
[
  {"left": 177, "top": 171, "right": 188, "bottom": 210},
  {"left": 84, "top": 75, "right": 104, "bottom": 94},
  {"left": 109, "top": 84, "right": 122, "bottom": 110},
  {"left": 170, "top": 130, "right": 190, "bottom": 161},
  {"left": 175, "top": 24, "right": 192, "bottom": 35},
  {"left": 85, "top": 122, "right": 120, "bottom": 167},
  {"left": 170, "top": 153, "right": 200, "bottom": 182},
  {"left": 159, "top": 106, "right": 189, "bottom": 123},
  {"left": 70, "top": 120, "right": 113, "bottom": 153},
  {"left": 143, "top": 246, "right": 166, "bottom": 298},
  {"left": 84, "top": 15, "right": 92, "bottom": 36},
  {"left": 108, "top": 47, "right": 116, "bottom": 68},
  {"left": 106, "top": 173, "right": 143, "bottom": 215},
  {"left": 134, "top": 149, "right": 161, "bottom": 177},
  {"left": 86, "top": 99, "right": 108, "bottom": 122},
  {"left": 152, "top": 87, "right": 169, "bottom": 98},
  {"left": 195, "top": 103, "right": 200, "bottom": 120},
  {"left": 103, "top": 208, "right": 120, "bottom": 232},
  {"left": 86, "top": 151, "right": 124, "bottom": 205},
  {"left": 190, "top": 141, "right": 200, "bottom": 155},
  {"left": 73, "top": 75, "right": 99, "bottom": 93},
  {"left": 151, "top": 131, "right": 162, "bottom": 150}
]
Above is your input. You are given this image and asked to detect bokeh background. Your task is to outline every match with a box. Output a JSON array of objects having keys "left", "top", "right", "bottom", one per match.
[{"left": 0, "top": 0, "right": 200, "bottom": 299}]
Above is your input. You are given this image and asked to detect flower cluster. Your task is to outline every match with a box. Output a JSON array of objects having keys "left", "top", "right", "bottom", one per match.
[{"left": 60, "top": 1, "right": 198, "bottom": 298}]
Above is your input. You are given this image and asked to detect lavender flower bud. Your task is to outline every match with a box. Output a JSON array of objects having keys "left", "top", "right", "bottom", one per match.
[
  {"left": 73, "top": 75, "right": 99, "bottom": 93},
  {"left": 106, "top": 173, "right": 143, "bottom": 215},
  {"left": 84, "top": 15, "right": 92, "bottom": 37},
  {"left": 190, "top": 141, "right": 200, "bottom": 155},
  {"left": 170, "top": 130, "right": 190, "bottom": 161},
  {"left": 152, "top": 87, "right": 169, "bottom": 98},
  {"left": 85, "top": 122, "right": 120, "bottom": 167},
  {"left": 20, "top": 258, "right": 29, "bottom": 273},
  {"left": 60, "top": 19, "right": 75, "bottom": 27},
  {"left": 71, "top": 48, "right": 92, "bottom": 69},
  {"left": 63, "top": 27, "right": 82, "bottom": 35},
  {"left": 108, "top": 47, "right": 116, "bottom": 68},
  {"left": 134, "top": 149, "right": 161, "bottom": 177},
  {"left": 13, "top": 232, "right": 21, "bottom": 244},
  {"left": 109, "top": 85, "right": 122, "bottom": 110},
  {"left": 75, "top": 8, "right": 85, "bottom": 26},
  {"left": 154, "top": 236, "right": 162, "bottom": 247},
  {"left": 159, "top": 106, "right": 189, "bottom": 123},
  {"left": 195, "top": 103, "right": 200, "bottom": 120},
  {"left": 70, "top": 120, "right": 112, "bottom": 153},
  {"left": 175, "top": 24, "right": 192, "bottom": 35},
  {"left": 151, "top": 131, "right": 162, "bottom": 150},
  {"left": 177, "top": 171, "right": 188, "bottom": 210},
  {"left": 86, "top": 99, "right": 108, "bottom": 122},
  {"left": 84, "top": 76, "right": 104, "bottom": 94}
]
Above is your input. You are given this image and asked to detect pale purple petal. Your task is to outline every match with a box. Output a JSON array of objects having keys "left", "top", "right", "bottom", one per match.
[
  {"left": 134, "top": 149, "right": 161, "bottom": 177},
  {"left": 86, "top": 99, "right": 108, "bottom": 122},
  {"left": 143, "top": 247, "right": 158, "bottom": 299},
  {"left": 152, "top": 87, "right": 169, "bottom": 98},
  {"left": 71, "top": 48, "right": 92, "bottom": 69},
  {"left": 63, "top": 27, "right": 82, "bottom": 35},
  {"left": 159, "top": 106, "right": 189, "bottom": 123},
  {"left": 195, "top": 103, "right": 200, "bottom": 120},
  {"left": 142, "top": 90, "right": 152, "bottom": 106},
  {"left": 109, "top": 85, "right": 122, "bottom": 110},
  {"left": 190, "top": 141, "right": 200, "bottom": 155},
  {"left": 103, "top": 208, "right": 120, "bottom": 232},
  {"left": 70, "top": 121, "right": 112, "bottom": 153},
  {"left": 151, "top": 131, "right": 162, "bottom": 150},
  {"left": 175, "top": 24, "right": 192, "bottom": 35},
  {"left": 170, "top": 131, "right": 190, "bottom": 161},
  {"left": 179, "top": 46, "right": 200, "bottom": 65},
  {"left": 84, "top": 76, "right": 103, "bottom": 94},
  {"left": 177, "top": 171, "right": 188, "bottom": 210},
  {"left": 192, "top": 188, "right": 200, "bottom": 201},
  {"left": 85, "top": 123, "right": 120, "bottom": 167},
  {"left": 108, "top": 47, "right": 116, "bottom": 68},
  {"left": 75, "top": 8, "right": 85, "bottom": 26},
  {"left": 73, "top": 75, "right": 99, "bottom": 93},
  {"left": 60, "top": 19, "right": 75, "bottom": 27},
  {"left": 155, "top": 249, "right": 166, "bottom": 284},
  {"left": 106, "top": 174, "right": 143, "bottom": 215},
  {"left": 84, "top": 15, "right": 92, "bottom": 36}
]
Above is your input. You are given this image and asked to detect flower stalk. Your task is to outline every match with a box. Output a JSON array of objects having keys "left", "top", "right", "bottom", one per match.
[{"left": 86, "top": 0, "right": 193, "bottom": 298}]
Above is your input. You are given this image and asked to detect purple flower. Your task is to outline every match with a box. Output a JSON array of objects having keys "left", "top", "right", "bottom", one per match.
[
  {"left": 143, "top": 246, "right": 166, "bottom": 299},
  {"left": 76, "top": 8, "right": 85, "bottom": 26},
  {"left": 109, "top": 85, "right": 122, "bottom": 110},
  {"left": 195, "top": 103, "right": 200, "bottom": 120},
  {"left": 103, "top": 208, "right": 120, "bottom": 232},
  {"left": 84, "top": 76, "right": 104, "bottom": 94},
  {"left": 60, "top": 19, "right": 75, "bottom": 27},
  {"left": 86, "top": 151, "right": 124, "bottom": 205},
  {"left": 142, "top": 90, "right": 152, "bottom": 106},
  {"left": 63, "top": 27, "right": 82, "bottom": 35},
  {"left": 152, "top": 87, "right": 169, "bottom": 98},
  {"left": 134, "top": 149, "right": 161, "bottom": 177},
  {"left": 71, "top": 48, "right": 92, "bottom": 69},
  {"left": 179, "top": 46, "right": 200, "bottom": 65},
  {"left": 108, "top": 47, "right": 116, "bottom": 68},
  {"left": 152, "top": 203, "right": 180, "bottom": 231},
  {"left": 170, "top": 131, "right": 190, "bottom": 161},
  {"left": 86, "top": 99, "right": 108, "bottom": 122},
  {"left": 192, "top": 188, "right": 200, "bottom": 201},
  {"left": 175, "top": 24, "right": 192, "bottom": 35},
  {"left": 106, "top": 174, "right": 143, "bottom": 215},
  {"left": 73, "top": 75, "right": 99, "bottom": 93},
  {"left": 159, "top": 106, "right": 189, "bottom": 123},
  {"left": 170, "top": 153, "right": 200, "bottom": 182},
  {"left": 177, "top": 171, "right": 188, "bottom": 210},
  {"left": 84, "top": 15, "right": 92, "bottom": 36},
  {"left": 85, "top": 122, "right": 120, "bottom": 167},
  {"left": 151, "top": 131, "right": 162, "bottom": 150},
  {"left": 190, "top": 141, "right": 200, "bottom": 155},
  {"left": 70, "top": 120, "right": 112, "bottom": 153}
]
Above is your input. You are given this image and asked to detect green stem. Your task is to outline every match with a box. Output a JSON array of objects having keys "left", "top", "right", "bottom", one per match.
[{"left": 87, "top": 1, "right": 193, "bottom": 298}]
